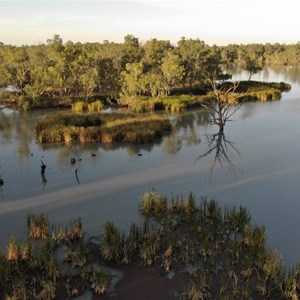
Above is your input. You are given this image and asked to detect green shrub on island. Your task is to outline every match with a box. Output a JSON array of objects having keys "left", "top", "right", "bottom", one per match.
[
  {"left": 121, "top": 94, "right": 204, "bottom": 112},
  {"left": 120, "top": 81, "right": 290, "bottom": 113},
  {"left": 233, "top": 81, "right": 291, "bottom": 102},
  {"left": 72, "top": 100, "right": 104, "bottom": 112},
  {"left": 36, "top": 113, "right": 172, "bottom": 144},
  {"left": 72, "top": 101, "right": 86, "bottom": 112}
]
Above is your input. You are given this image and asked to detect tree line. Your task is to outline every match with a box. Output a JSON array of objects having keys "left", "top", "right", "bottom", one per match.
[{"left": 0, "top": 34, "right": 299, "bottom": 107}]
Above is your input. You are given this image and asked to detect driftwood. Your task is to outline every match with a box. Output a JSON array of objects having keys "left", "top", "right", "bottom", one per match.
[{"left": 40, "top": 160, "right": 46, "bottom": 174}]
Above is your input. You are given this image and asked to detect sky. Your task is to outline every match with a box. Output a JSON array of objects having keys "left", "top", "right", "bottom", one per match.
[{"left": 0, "top": 0, "right": 299, "bottom": 46}]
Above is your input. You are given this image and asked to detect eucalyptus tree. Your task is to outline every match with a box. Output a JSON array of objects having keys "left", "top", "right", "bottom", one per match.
[
  {"left": 120, "top": 62, "right": 145, "bottom": 97},
  {"left": 141, "top": 71, "right": 165, "bottom": 98},
  {"left": 176, "top": 38, "right": 208, "bottom": 87},
  {"left": 0, "top": 45, "right": 31, "bottom": 96},
  {"left": 71, "top": 43, "right": 98, "bottom": 101},
  {"left": 161, "top": 51, "right": 185, "bottom": 95},
  {"left": 242, "top": 55, "right": 263, "bottom": 80},
  {"left": 122, "top": 34, "right": 144, "bottom": 65},
  {"left": 220, "top": 44, "right": 238, "bottom": 65},
  {"left": 44, "top": 34, "right": 68, "bottom": 98},
  {"left": 142, "top": 38, "right": 173, "bottom": 72},
  {"left": 97, "top": 58, "right": 121, "bottom": 99},
  {"left": 23, "top": 44, "right": 50, "bottom": 100}
]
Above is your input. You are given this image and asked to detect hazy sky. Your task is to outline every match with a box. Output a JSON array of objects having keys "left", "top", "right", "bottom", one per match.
[{"left": 0, "top": 0, "right": 299, "bottom": 46}]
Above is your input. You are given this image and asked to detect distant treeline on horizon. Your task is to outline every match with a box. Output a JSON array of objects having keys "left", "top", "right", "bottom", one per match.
[{"left": 1, "top": 34, "right": 299, "bottom": 107}]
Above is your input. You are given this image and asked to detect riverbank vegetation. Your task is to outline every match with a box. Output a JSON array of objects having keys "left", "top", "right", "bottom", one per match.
[
  {"left": 0, "top": 35, "right": 295, "bottom": 111},
  {"left": 36, "top": 112, "right": 172, "bottom": 144},
  {"left": 1, "top": 191, "right": 300, "bottom": 299}
]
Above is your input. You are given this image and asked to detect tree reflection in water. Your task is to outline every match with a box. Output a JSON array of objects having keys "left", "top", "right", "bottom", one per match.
[{"left": 195, "top": 129, "right": 241, "bottom": 179}]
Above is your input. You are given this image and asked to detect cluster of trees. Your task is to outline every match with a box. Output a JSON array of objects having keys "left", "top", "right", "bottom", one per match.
[
  {"left": 0, "top": 34, "right": 299, "bottom": 107},
  {"left": 220, "top": 42, "right": 300, "bottom": 67}
]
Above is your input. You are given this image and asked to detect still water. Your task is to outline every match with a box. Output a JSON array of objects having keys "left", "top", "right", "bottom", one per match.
[{"left": 1, "top": 66, "right": 300, "bottom": 267}]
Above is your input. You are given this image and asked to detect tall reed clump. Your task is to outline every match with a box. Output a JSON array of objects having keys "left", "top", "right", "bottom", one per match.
[
  {"left": 27, "top": 213, "right": 49, "bottom": 240},
  {"left": 101, "top": 221, "right": 124, "bottom": 262},
  {"left": 81, "top": 266, "right": 110, "bottom": 295},
  {"left": 1, "top": 236, "right": 59, "bottom": 299},
  {"left": 139, "top": 190, "right": 168, "bottom": 217}
]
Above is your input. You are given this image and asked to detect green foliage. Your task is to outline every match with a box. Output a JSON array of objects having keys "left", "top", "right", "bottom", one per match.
[
  {"left": 242, "top": 55, "right": 263, "bottom": 80},
  {"left": 0, "top": 35, "right": 297, "bottom": 110},
  {"left": 101, "top": 221, "right": 124, "bottom": 262},
  {"left": 139, "top": 190, "right": 168, "bottom": 217},
  {"left": 72, "top": 101, "right": 86, "bottom": 112},
  {"left": 87, "top": 100, "right": 103, "bottom": 112}
]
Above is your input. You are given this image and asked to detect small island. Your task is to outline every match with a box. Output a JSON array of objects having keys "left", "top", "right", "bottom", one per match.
[{"left": 36, "top": 113, "right": 172, "bottom": 144}]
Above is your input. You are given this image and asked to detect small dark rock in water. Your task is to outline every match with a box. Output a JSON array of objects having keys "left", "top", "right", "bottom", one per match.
[
  {"left": 0, "top": 177, "right": 4, "bottom": 185},
  {"left": 138, "top": 153, "right": 142, "bottom": 156},
  {"left": 78, "top": 158, "right": 83, "bottom": 161},
  {"left": 70, "top": 157, "right": 76, "bottom": 165},
  {"left": 91, "top": 153, "right": 96, "bottom": 157}
]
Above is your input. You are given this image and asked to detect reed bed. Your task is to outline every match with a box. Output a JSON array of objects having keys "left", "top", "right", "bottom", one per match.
[
  {"left": 36, "top": 112, "right": 172, "bottom": 144},
  {"left": 1, "top": 192, "right": 299, "bottom": 299}
]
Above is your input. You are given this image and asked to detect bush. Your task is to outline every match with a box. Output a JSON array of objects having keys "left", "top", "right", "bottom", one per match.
[
  {"left": 72, "top": 101, "right": 86, "bottom": 112},
  {"left": 88, "top": 100, "right": 103, "bottom": 112}
]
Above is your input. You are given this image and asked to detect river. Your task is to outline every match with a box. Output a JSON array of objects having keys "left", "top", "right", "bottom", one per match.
[{"left": 1, "top": 65, "right": 300, "bottom": 267}]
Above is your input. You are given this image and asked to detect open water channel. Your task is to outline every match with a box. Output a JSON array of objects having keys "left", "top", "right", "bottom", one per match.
[{"left": 1, "top": 65, "right": 300, "bottom": 267}]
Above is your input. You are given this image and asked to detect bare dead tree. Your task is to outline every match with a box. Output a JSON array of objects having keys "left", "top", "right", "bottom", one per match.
[
  {"left": 194, "top": 129, "right": 241, "bottom": 179},
  {"left": 202, "top": 79, "right": 247, "bottom": 132}
]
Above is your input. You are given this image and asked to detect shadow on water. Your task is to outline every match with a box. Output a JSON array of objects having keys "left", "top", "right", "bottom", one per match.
[{"left": 194, "top": 128, "right": 241, "bottom": 179}]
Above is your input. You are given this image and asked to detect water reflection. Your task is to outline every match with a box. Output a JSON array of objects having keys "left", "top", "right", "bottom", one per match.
[
  {"left": 226, "top": 64, "right": 300, "bottom": 85},
  {"left": 163, "top": 110, "right": 209, "bottom": 154},
  {"left": 0, "top": 108, "right": 210, "bottom": 164},
  {"left": 0, "top": 109, "right": 37, "bottom": 169},
  {"left": 195, "top": 129, "right": 241, "bottom": 179},
  {"left": 0, "top": 175, "right": 3, "bottom": 192}
]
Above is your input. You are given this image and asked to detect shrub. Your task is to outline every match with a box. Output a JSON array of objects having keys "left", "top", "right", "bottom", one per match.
[
  {"left": 72, "top": 101, "right": 86, "bottom": 112},
  {"left": 88, "top": 100, "right": 103, "bottom": 112}
]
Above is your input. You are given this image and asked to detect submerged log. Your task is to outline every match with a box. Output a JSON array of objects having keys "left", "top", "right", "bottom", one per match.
[{"left": 40, "top": 160, "right": 46, "bottom": 174}]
